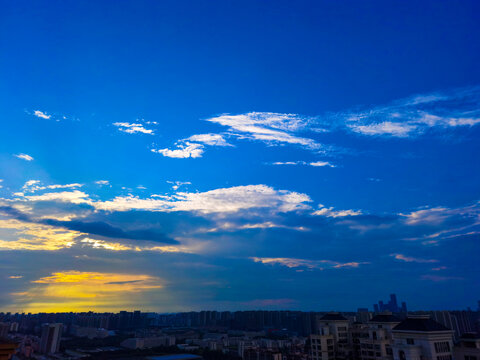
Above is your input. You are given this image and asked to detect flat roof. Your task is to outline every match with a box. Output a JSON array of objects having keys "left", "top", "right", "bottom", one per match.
[{"left": 149, "top": 354, "right": 202, "bottom": 360}]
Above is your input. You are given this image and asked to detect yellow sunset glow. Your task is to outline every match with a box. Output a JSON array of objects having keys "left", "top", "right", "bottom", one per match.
[{"left": 11, "top": 270, "right": 163, "bottom": 312}]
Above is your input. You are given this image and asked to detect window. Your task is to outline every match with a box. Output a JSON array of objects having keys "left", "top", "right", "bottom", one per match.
[
  {"left": 399, "top": 350, "right": 406, "bottom": 360},
  {"left": 436, "top": 356, "right": 452, "bottom": 360},
  {"left": 434, "top": 342, "right": 451, "bottom": 353},
  {"left": 372, "top": 331, "right": 377, "bottom": 340},
  {"left": 338, "top": 327, "right": 347, "bottom": 331},
  {"left": 464, "top": 356, "right": 477, "bottom": 360},
  {"left": 407, "top": 338, "right": 415, "bottom": 345}
]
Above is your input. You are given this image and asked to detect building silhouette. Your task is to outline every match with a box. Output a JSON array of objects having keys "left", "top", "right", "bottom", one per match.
[{"left": 39, "top": 323, "right": 62, "bottom": 354}]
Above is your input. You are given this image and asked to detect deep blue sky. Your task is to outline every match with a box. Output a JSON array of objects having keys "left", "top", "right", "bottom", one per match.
[{"left": 0, "top": 0, "right": 479, "bottom": 312}]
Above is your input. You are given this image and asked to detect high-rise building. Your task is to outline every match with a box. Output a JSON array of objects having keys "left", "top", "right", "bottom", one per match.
[
  {"left": 391, "top": 315, "right": 454, "bottom": 360},
  {"left": 310, "top": 313, "right": 351, "bottom": 360},
  {"left": 373, "top": 294, "right": 407, "bottom": 313},
  {"left": 357, "top": 313, "right": 401, "bottom": 360},
  {"left": 0, "top": 324, "right": 9, "bottom": 339},
  {"left": 453, "top": 333, "right": 480, "bottom": 360},
  {"left": 39, "top": 323, "right": 62, "bottom": 354}
]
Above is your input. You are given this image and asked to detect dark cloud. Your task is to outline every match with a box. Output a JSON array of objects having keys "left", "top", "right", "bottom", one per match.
[
  {"left": 43, "top": 218, "right": 178, "bottom": 244},
  {"left": 0, "top": 205, "right": 178, "bottom": 244}
]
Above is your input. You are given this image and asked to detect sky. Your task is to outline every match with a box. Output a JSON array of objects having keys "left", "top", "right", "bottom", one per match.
[{"left": 0, "top": 0, "right": 480, "bottom": 313}]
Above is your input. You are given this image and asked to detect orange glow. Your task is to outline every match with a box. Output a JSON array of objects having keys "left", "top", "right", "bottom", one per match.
[{"left": 12, "top": 270, "right": 163, "bottom": 313}]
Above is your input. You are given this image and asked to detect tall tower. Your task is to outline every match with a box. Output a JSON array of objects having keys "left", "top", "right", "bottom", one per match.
[
  {"left": 39, "top": 323, "right": 62, "bottom": 354},
  {"left": 390, "top": 294, "right": 398, "bottom": 312}
]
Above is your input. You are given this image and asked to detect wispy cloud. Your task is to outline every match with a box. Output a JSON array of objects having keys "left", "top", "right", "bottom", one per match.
[
  {"left": 390, "top": 253, "right": 438, "bottom": 263},
  {"left": 22, "top": 190, "right": 92, "bottom": 204},
  {"left": 95, "top": 184, "right": 312, "bottom": 214},
  {"left": 350, "top": 122, "right": 416, "bottom": 137},
  {"left": 167, "top": 181, "right": 191, "bottom": 190},
  {"left": 14, "top": 153, "right": 34, "bottom": 161},
  {"left": 341, "top": 86, "right": 480, "bottom": 137},
  {"left": 310, "top": 161, "right": 335, "bottom": 167},
  {"left": 21, "top": 180, "right": 83, "bottom": 193},
  {"left": 251, "top": 257, "right": 369, "bottom": 270},
  {"left": 271, "top": 160, "right": 335, "bottom": 167},
  {"left": 113, "top": 122, "right": 154, "bottom": 135},
  {"left": 421, "top": 274, "right": 463, "bottom": 282},
  {"left": 313, "top": 205, "right": 362, "bottom": 217},
  {"left": 185, "top": 133, "right": 232, "bottom": 146},
  {"left": 95, "top": 180, "right": 110, "bottom": 186},
  {"left": 33, "top": 110, "right": 51, "bottom": 119},
  {"left": 206, "top": 112, "right": 322, "bottom": 150},
  {"left": 401, "top": 202, "right": 480, "bottom": 226},
  {"left": 152, "top": 142, "right": 204, "bottom": 158}
]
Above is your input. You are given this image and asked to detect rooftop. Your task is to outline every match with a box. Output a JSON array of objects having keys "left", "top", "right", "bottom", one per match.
[
  {"left": 393, "top": 317, "right": 450, "bottom": 332},
  {"left": 148, "top": 355, "right": 202, "bottom": 360},
  {"left": 320, "top": 313, "right": 348, "bottom": 321},
  {"left": 370, "top": 314, "right": 402, "bottom": 323}
]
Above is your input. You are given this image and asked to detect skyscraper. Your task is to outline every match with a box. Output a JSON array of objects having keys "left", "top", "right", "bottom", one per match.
[{"left": 39, "top": 323, "right": 62, "bottom": 354}]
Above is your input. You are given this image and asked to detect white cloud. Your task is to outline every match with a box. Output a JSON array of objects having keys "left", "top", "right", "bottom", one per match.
[
  {"left": 23, "top": 190, "right": 92, "bottom": 205},
  {"left": 343, "top": 86, "right": 480, "bottom": 137},
  {"left": 309, "top": 161, "right": 335, "bottom": 167},
  {"left": 95, "top": 180, "right": 110, "bottom": 186},
  {"left": 167, "top": 181, "right": 191, "bottom": 190},
  {"left": 349, "top": 121, "right": 417, "bottom": 137},
  {"left": 206, "top": 221, "right": 308, "bottom": 232},
  {"left": 0, "top": 179, "right": 3, "bottom": 189},
  {"left": 185, "top": 133, "right": 232, "bottom": 146},
  {"left": 251, "top": 257, "right": 368, "bottom": 270},
  {"left": 313, "top": 205, "right": 362, "bottom": 217},
  {"left": 151, "top": 142, "right": 204, "bottom": 158},
  {"left": 113, "top": 122, "right": 154, "bottom": 135},
  {"left": 33, "top": 110, "right": 51, "bottom": 119},
  {"left": 206, "top": 112, "right": 322, "bottom": 150},
  {"left": 14, "top": 154, "right": 34, "bottom": 161},
  {"left": 94, "top": 185, "right": 312, "bottom": 214},
  {"left": 271, "top": 160, "right": 335, "bottom": 167},
  {"left": 401, "top": 202, "right": 480, "bottom": 226},
  {"left": 390, "top": 253, "right": 438, "bottom": 263},
  {"left": 21, "top": 180, "right": 83, "bottom": 193},
  {"left": 272, "top": 161, "right": 300, "bottom": 165}
]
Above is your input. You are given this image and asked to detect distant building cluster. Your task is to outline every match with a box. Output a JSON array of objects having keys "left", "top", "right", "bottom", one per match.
[
  {"left": 373, "top": 295, "right": 407, "bottom": 314},
  {"left": 0, "top": 296, "right": 479, "bottom": 360}
]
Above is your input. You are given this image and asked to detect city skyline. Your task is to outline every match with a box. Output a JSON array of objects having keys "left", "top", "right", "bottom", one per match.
[{"left": 1, "top": 0, "right": 480, "bottom": 312}]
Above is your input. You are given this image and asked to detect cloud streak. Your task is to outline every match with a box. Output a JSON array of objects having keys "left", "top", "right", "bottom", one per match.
[
  {"left": 14, "top": 153, "right": 34, "bottom": 161},
  {"left": 391, "top": 253, "right": 438, "bottom": 263},
  {"left": 152, "top": 142, "right": 204, "bottom": 158},
  {"left": 340, "top": 86, "right": 480, "bottom": 137},
  {"left": 113, "top": 122, "right": 154, "bottom": 134},
  {"left": 251, "top": 257, "right": 369, "bottom": 270},
  {"left": 206, "top": 112, "right": 322, "bottom": 150},
  {"left": 33, "top": 110, "right": 51, "bottom": 119}
]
